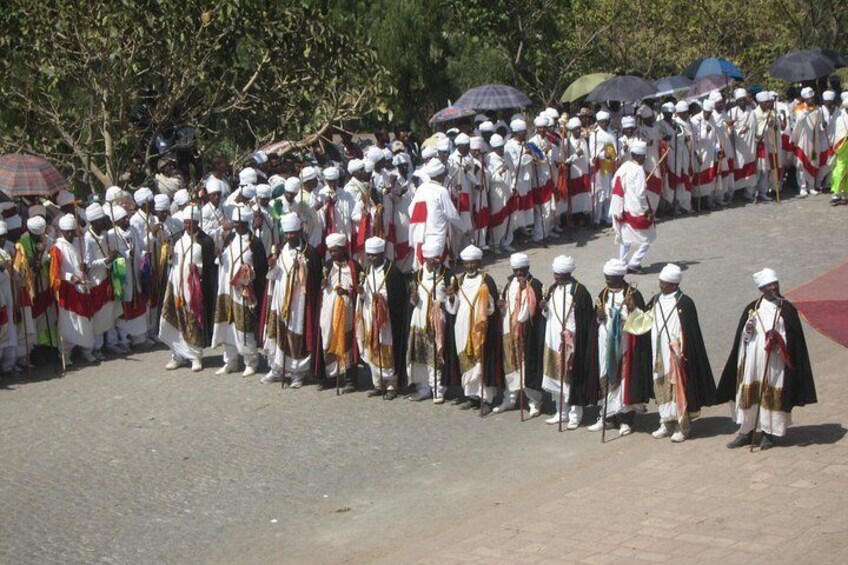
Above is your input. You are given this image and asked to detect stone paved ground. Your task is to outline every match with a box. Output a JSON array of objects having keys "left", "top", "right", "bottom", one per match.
[{"left": 1, "top": 194, "right": 846, "bottom": 564}]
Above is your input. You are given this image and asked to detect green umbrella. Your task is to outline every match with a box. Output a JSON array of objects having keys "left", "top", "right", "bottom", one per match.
[{"left": 560, "top": 72, "right": 614, "bottom": 103}]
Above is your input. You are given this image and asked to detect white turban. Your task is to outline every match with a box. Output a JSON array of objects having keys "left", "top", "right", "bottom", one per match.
[
  {"left": 639, "top": 106, "right": 654, "bottom": 119},
  {"left": 421, "top": 241, "right": 443, "bottom": 259},
  {"left": 423, "top": 158, "right": 446, "bottom": 178},
  {"left": 436, "top": 138, "right": 451, "bottom": 152},
  {"left": 823, "top": 90, "right": 836, "bottom": 101},
  {"left": 630, "top": 140, "right": 648, "bottom": 155},
  {"left": 27, "top": 216, "right": 47, "bottom": 236},
  {"left": 365, "top": 146, "right": 384, "bottom": 163},
  {"left": 800, "top": 87, "right": 815, "bottom": 99},
  {"left": 326, "top": 233, "right": 347, "bottom": 249},
  {"left": 5, "top": 215, "right": 20, "bottom": 231},
  {"left": 509, "top": 252, "right": 530, "bottom": 269},
  {"left": 58, "top": 214, "right": 77, "bottom": 231},
  {"left": 661, "top": 102, "right": 675, "bottom": 113},
  {"left": 231, "top": 205, "right": 253, "bottom": 223},
  {"left": 184, "top": 206, "right": 201, "bottom": 222},
  {"left": 382, "top": 148, "right": 394, "bottom": 162},
  {"left": 364, "top": 160, "right": 374, "bottom": 173},
  {"left": 347, "top": 159, "right": 365, "bottom": 174},
  {"left": 533, "top": 115, "right": 548, "bottom": 128},
  {"left": 459, "top": 245, "right": 483, "bottom": 261},
  {"left": 489, "top": 134, "right": 505, "bottom": 148},
  {"left": 421, "top": 146, "right": 438, "bottom": 160},
  {"left": 675, "top": 101, "right": 690, "bottom": 113},
  {"left": 241, "top": 184, "right": 256, "bottom": 199},
  {"left": 509, "top": 119, "right": 527, "bottom": 133},
  {"left": 280, "top": 212, "right": 302, "bottom": 232},
  {"left": 544, "top": 107, "right": 560, "bottom": 120},
  {"left": 55, "top": 189, "right": 75, "bottom": 207},
  {"left": 134, "top": 187, "right": 153, "bottom": 205},
  {"left": 552, "top": 255, "right": 576, "bottom": 274},
  {"left": 256, "top": 184, "right": 272, "bottom": 199},
  {"left": 470, "top": 136, "right": 483, "bottom": 150},
  {"left": 703, "top": 100, "right": 715, "bottom": 112},
  {"left": 284, "top": 177, "right": 301, "bottom": 194},
  {"left": 621, "top": 116, "right": 636, "bottom": 129},
  {"left": 154, "top": 194, "right": 171, "bottom": 212},
  {"left": 446, "top": 127, "right": 460, "bottom": 136},
  {"left": 300, "top": 166, "right": 318, "bottom": 182},
  {"left": 239, "top": 167, "right": 258, "bottom": 186},
  {"left": 109, "top": 205, "right": 128, "bottom": 223},
  {"left": 323, "top": 167, "right": 339, "bottom": 181},
  {"left": 28, "top": 204, "right": 46, "bottom": 218},
  {"left": 603, "top": 258, "right": 628, "bottom": 276},
  {"left": 85, "top": 203, "right": 105, "bottom": 222},
  {"left": 659, "top": 263, "right": 682, "bottom": 284},
  {"left": 365, "top": 236, "right": 386, "bottom": 254},
  {"left": 105, "top": 185, "right": 123, "bottom": 203},
  {"left": 393, "top": 152, "right": 411, "bottom": 167},
  {"left": 479, "top": 120, "right": 495, "bottom": 133},
  {"left": 412, "top": 170, "right": 429, "bottom": 184},
  {"left": 708, "top": 91, "right": 724, "bottom": 103},
  {"left": 205, "top": 177, "right": 223, "bottom": 195},
  {"left": 454, "top": 133, "right": 471, "bottom": 146},
  {"left": 566, "top": 117, "right": 582, "bottom": 131},
  {"left": 596, "top": 111, "right": 610, "bottom": 121},
  {"left": 734, "top": 88, "right": 748, "bottom": 101},
  {"left": 753, "top": 268, "right": 778, "bottom": 288},
  {"left": 755, "top": 91, "right": 770, "bottom": 103},
  {"left": 174, "top": 189, "right": 190, "bottom": 207}
]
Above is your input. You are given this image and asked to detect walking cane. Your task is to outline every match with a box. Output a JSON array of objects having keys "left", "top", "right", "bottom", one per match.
[
  {"left": 431, "top": 268, "right": 439, "bottom": 402},
  {"left": 54, "top": 288, "right": 67, "bottom": 376},
  {"left": 336, "top": 265, "right": 343, "bottom": 396},
  {"left": 750, "top": 300, "right": 783, "bottom": 452}
]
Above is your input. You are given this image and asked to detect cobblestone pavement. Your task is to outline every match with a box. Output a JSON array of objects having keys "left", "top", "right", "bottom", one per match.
[{"left": 1, "top": 194, "right": 846, "bottom": 565}]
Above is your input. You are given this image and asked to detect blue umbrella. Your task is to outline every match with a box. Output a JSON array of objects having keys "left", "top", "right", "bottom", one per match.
[
  {"left": 682, "top": 58, "right": 744, "bottom": 81},
  {"left": 651, "top": 75, "right": 694, "bottom": 97},
  {"left": 454, "top": 84, "right": 532, "bottom": 110}
]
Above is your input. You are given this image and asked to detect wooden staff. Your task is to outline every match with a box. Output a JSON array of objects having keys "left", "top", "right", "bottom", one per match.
[
  {"left": 771, "top": 109, "right": 782, "bottom": 204},
  {"left": 431, "top": 268, "right": 440, "bottom": 402},
  {"left": 751, "top": 299, "right": 783, "bottom": 451},
  {"left": 54, "top": 288, "right": 67, "bottom": 376}
]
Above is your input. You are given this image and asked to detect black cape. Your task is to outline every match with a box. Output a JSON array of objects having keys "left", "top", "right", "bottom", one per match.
[
  {"left": 645, "top": 292, "right": 717, "bottom": 412},
  {"left": 365, "top": 259, "right": 409, "bottom": 387},
  {"left": 502, "top": 274, "right": 545, "bottom": 390},
  {"left": 592, "top": 286, "right": 653, "bottom": 405},
  {"left": 196, "top": 229, "right": 218, "bottom": 347},
  {"left": 547, "top": 279, "right": 597, "bottom": 406},
  {"left": 716, "top": 297, "right": 816, "bottom": 411}
]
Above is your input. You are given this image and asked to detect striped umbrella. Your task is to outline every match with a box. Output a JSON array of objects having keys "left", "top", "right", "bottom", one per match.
[
  {"left": 429, "top": 105, "right": 477, "bottom": 125},
  {"left": 454, "top": 84, "right": 532, "bottom": 110},
  {"left": 0, "top": 153, "right": 68, "bottom": 198}
]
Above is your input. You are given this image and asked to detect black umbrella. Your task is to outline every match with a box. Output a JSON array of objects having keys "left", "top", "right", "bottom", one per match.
[
  {"left": 815, "top": 47, "right": 847, "bottom": 69},
  {"left": 586, "top": 75, "right": 656, "bottom": 103},
  {"left": 454, "top": 84, "right": 531, "bottom": 110},
  {"left": 769, "top": 49, "right": 835, "bottom": 82}
]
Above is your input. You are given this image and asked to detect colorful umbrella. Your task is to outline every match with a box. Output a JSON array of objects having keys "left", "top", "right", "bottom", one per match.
[
  {"left": 454, "top": 84, "right": 531, "bottom": 110},
  {"left": 651, "top": 75, "right": 694, "bottom": 98},
  {"left": 428, "top": 105, "right": 477, "bottom": 125},
  {"left": 560, "top": 72, "right": 614, "bottom": 103},
  {"left": 0, "top": 153, "right": 68, "bottom": 198},
  {"left": 682, "top": 58, "right": 744, "bottom": 81},
  {"left": 769, "top": 49, "right": 835, "bottom": 82},
  {"left": 685, "top": 74, "right": 732, "bottom": 98},
  {"left": 587, "top": 75, "right": 657, "bottom": 103}
]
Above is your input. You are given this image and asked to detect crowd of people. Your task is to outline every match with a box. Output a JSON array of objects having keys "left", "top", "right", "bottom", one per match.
[{"left": 1, "top": 83, "right": 831, "bottom": 449}]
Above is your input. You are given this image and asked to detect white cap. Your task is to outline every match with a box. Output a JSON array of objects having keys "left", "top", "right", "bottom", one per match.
[
  {"left": 421, "top": 241, "right": 443, "bottom": 259},
  {"left": 241, "top": 184, "right": 256, "bottom": 199},
  {"left": 364, "top": 160, "right": 374, "bottom": 173},
  {"left": 421, "top": 146, "right": 438, "bottom": 160},
  {"left": 567, "top": 117, "right": 582, "bottom": 130},
  {"left": 412, "top": 170, "right": 429, "bottom": 184},
  {"left": 393, "top": 152, "right": 411, "bottom": 167},
  {"left": 85, "top": 203, "right": 105, "bottom": 222},
  {"left": 56, "top": 189, "right": 75, "bottom": 207},
  {"left": 239, "top": 167, "right": 258, "bottom": 186},
  {"left": 174, "top": 189, "right": 190, "bottom": 207},
  {"left": 323, "top": 166, "right": 339, "bottom": 181},
  {"left": 206, "top": 177, "right": 224, "bottom": 195},
  {"left": 639, "top": 106, "right": 654, "bottom": 119},
  {"left": 552, "top": 255, "right": 576, "bottom": 274},
  {"left": 423, "top": 158, "right": 446, "bottom": 178},
  {"left": 675, "top": 101, "right": 690, "bottom": 113},
  {"left": 231, "top": 205, "right": 253, "bottom": 223},
  {"left": 366, "top": 146, "right": 384, "bottom": 163},
  {"left": 105, "top": 185, "right": 123, "bottom": 203},
  {"left": 459, "top": 245, "right": 483, "bottom": 261},
  {"left": 154, "top": 194, "right": 171, "bottom": 212},
  {"left": 184, "top": 205, "right": 201, "bottom": 222},
  {"left": 326, "top": 233, "right": 347, "bottom": 248},
  {"left": 134, "top": 187, "right": 153, "bottom": 205},
  {"left": 659, "top": 263, "right": 682, "bottom": 284},
  {"left": 621, "top": 116, "right": 636, "bottom": 128},
  {"left": 455, "top": 133, "right": 470, "bottom": 145},
  {"left": 489, "top": 134, "right": 505, "bottom": 148},
  {"left": 300, "top": 166, "right": 318, "bottom": 182},
  {"left": 365, "top": 236, "right": 386, "bottom": 254},
  {"left": 703, "top": 100, "right": 715, "bottom": 112},
  {"left": 510, "top": 119, "right": 527, "bottom": 133},
  {"left": 734, "top": 88, "right": 748, "bottom": 101},
  {"left": 801, "top": 87, "right": 815, "bottom": 99},
  {"left": 436, "top": 138, "right": 451, "bottom": 152},
  {"left": 602, "top": 258, "right": 628, "bottom": 276},
  {"left": 544, "top": 107, "right": 560, "bottom": 119},
  {"left": 256, "top": 184, "right": 272, "bottom": 199},
  {"left": 753, "top": 268, "right": 778, "bottom": 288},
  {"left": 708, "top": 91, "right": 724, "bottom": 102},
  {"left": 383, "top": 148, "right": 394, "bottom": 162},
  {"left": 661, "top": 102, "right": 675, "bottom": 113},
  {"left": 479, "top": 121, "right": 495, "bottom": 133},
  {"left": 347, "top": 159, "right": 364, "bottom": 174},
  {"left": 470, "top": 136, "right": 483, "bottom": 150},
  {"left": 284, "top": 177, "right": 301, "bottom": 194},
  {"left": 58, "top": 214, "right": 77, "bottom": 231},
  {"left": 509, "top": 253, "right": 530, "bottom": 269},
  {"left": 755, "top": 91, "right": 770, "bottom": 103},
  {"left": 109, "top": 205, "right": 128, "bottom": 223},
  {"left": 823, "top": 90, "right": 836, "bottom": 101},
  {"left": 596, "top": 111, "right": 611, "bottom": 121},
  {"left": 630, "top": 140, "right": 648, "bottom": 155},
  {"left": 280, "top": 212, "right": 302, "bottom": 232},
  {"left": 27, "top": 216, "right": 47, "bottom": 236},
  {"left": 533, "top": 115, "right": 548, "bottom": 128}
]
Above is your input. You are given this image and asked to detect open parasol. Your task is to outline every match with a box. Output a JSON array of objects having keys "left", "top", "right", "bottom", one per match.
[
  {"left": 769, "top": 49, "right": 835, "bottom": 82},
  {"left": 561, "top": 73, "right": 614, "bottom": 103},
  {"left": 454, "top": 84, "right": 531, "bottom": 110},
  {"left": 429, "top": 105, "right": 477, "bottom": 125},
  {"left": 0, "top": 153, "right": 68, "bottom": 198},
  {"left": 587, "top": 75, "right": 657, "bottom": 103}
]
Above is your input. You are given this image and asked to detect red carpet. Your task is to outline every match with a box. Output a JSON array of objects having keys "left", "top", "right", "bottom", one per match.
[{"left": 786, "top": 261, "right": 848, "bottom": 348}]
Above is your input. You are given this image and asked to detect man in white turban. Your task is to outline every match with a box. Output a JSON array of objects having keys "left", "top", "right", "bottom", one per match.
[
  {"left": 588, "top": 111, "right": 620, "bottom": 226},
  {"left": 791, "top": 87, "right": 828, "bottom": 196},
  {"left": 15, "top": 216, "right": 56, "bottom": 358},
  {"left": 829, "top": 96, "right": 848, "bottom": 205},
  {"left": 624, "top": 264, "right": 716, "bottom": 443},
  {"left": 562, "top": 117, "right": 593, "bottom": 222},
  {"left": 445, "top": 132, "right": 479, "bottom": 256},
  {"left": 610, "top": 141, "right": 656, "bottom": 274},
  {"left": 260, "top": 213, "right": 324, "bottom": 387},
  {"left": 690, "top": 99, "right": 722, "bottom": 208},
  {"left": 493, "top": 253, "right": 544, "bottom": 418},
  {"left": 445, "top": 245, "right": 501, "bottom": 415},
  {"left": 84, "top": 203, "right": 124, "bottom": 358},
  {"left": 484, "top": 133, "right": 517, "bottom": 255},
  {"left": 589, "top": 259, "right": 652, "bottom": 437},
  {"left": 318, "top": 166, "right": 355, "bottom": 259},
  {"left": 751, "top": 91, "right": 781, "bottom": 203},
  {"left": 211, "top": 205, "right": 268, "bottom": 377},
  {"left": 527, "top": 114, "right": 560, "bottom": 242},
  {"left": 539, "top": 255, "right": 595, "bottom": 429},
  {"left": 728, "top": 88, "right": 759, "bottom": 200},
  {"left": 717, "top": 269, "right": 816, "bottom": 450},
  {"left": 355, "top": 236, "right": 408, "bottom": 400},
  {"left": 504, "top": 119, "right": 534, "bottom": 234}
]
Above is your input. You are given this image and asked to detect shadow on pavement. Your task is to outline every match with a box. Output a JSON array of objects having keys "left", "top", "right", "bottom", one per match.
[
  {"left": 689, "top": 416, "right": 738, "bottom": 439},
  {"left": 785, "top": 423, "right": 847, "bottom": 446}
]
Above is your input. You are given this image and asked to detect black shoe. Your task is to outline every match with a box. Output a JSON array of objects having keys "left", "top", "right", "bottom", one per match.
[
  {"left": 385, "top": 390, "right": 398, "bottom": 400},
  {"left": 316, "top": 380, "right": 328, "bottom": 391},
  {"left": 452, "top": 396, "right": 468, "bottom": 406},
  {"left": 726, "top": 432, "right": 754, "bottom": 449},
  {"left": 367, "top": 389, "right": 383, "bottom": 398},
  {"left": 759, "top": 433, "right": 775, "bottom": 450},
  {"left": 342, "top": 383, "right": 356, "bottom": 394},
  {"left": 626, "top": 266, "right": 644, "bottom": 275},
  {"left": 458, "top": 399, "right": 476, "bottom": 410}
]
